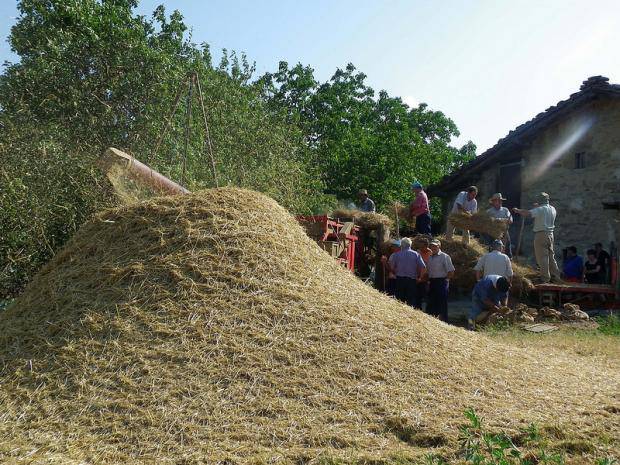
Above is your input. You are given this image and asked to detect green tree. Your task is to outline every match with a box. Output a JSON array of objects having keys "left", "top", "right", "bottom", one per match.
[
  {"left": 259, "top": 61, "right": 476, "bottom": 210},
  {"left": 0, "top": 0, "right": 329, "bottom": 297}
]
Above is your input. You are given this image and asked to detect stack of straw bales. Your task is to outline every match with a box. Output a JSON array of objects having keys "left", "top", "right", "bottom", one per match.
[
  {"left": 448, "top": 211, "right": 509, "bottom": 239},
  {"left": 0, "top": 188, "right": 617, "bottom": 463},
  {"left": 331, "top": 208, "right": 393, "bottom": 230},
  {"left": 438, "top": 236, "right": 536, "bottom": 295}
]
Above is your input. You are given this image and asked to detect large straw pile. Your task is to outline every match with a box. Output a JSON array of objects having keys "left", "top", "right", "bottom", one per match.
[
  {"left": 448, "top": 211, "right": 508, "bottom": 239},
  {"left": 438, "top": 236, "right": 537, "bottom": 295},
  {"left": 331, "top": 208, "right": 393, "bottom": 229},
  {"left": 0, "top": 188, "right": 617, "bottom": 464}
]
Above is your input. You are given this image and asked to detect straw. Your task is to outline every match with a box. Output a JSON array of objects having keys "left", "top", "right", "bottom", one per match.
[
  {"left": 0, "top": 188, "right": 616, "bottom": 463},
  {"left": 448, "top": 211, "right": 509, "bottom": 239},
  {"left": 331, "top": 208, "right": 393, "bottom": 229},
  {"left": 438, "top": 236, "right": 536, "bottom": 296}
]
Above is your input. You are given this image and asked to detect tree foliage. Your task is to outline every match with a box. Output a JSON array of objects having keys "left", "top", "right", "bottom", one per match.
[
  {"left": 0, "top": 0, "right": 475, "bottom": 298},
  {"left": 259, "top": 61, "right": 476, "bottom": 209},
  {"left": 0, "top": 0, "right": 329, "bottom": 297}
]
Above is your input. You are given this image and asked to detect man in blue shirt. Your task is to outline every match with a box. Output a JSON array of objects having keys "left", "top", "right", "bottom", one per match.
[
  {"left": 562, "top": 246, "right": 583, "bottom": 283},
  {"left": 468, "top": 274, "right": 510, "bottom": 330},
  {"left": 386, "top": 237, "right": 427, "bottom": 307}
]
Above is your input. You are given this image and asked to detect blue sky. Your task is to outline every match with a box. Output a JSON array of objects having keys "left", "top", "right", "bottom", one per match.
[{"left": 1, "top": 0, "right": 619, "bottom": 152}]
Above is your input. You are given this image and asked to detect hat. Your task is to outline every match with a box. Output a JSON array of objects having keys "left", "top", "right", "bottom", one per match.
[
  {"left": 411, "top": 181, "right": 423, "bottom": 189},
  {"left": 358, "top": 189, "right": 368, "bottom": 196},
  {"left": 391, "top": 239, "right": 401, "bottom": 247},
  {"left": 488, "top": 193, "right": 507, "bottom": 203},
  {"left": 430, "top": 239, "right": 441, "bottom": 247},
  {"left": 537, "top": 192, "right": 550, "bottom": 205},
  {"left": 492, "top": 239, "right": 504, "bottom": 248}
]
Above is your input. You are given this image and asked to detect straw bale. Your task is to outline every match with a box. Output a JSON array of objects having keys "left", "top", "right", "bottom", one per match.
[
  {"left": 541, "top": 306, "right": 563, "bottom": 320},
  {"left": 448, "top": 211, "right": 509, "bottom": 239},
  {"left": 331, "top": 208, "right": 393, "bottom": 229},
  {"left": 561, "top": 303, "right": 589, "bottom": 321},
  {"left": 437, "top": 236, "right": 536, "bottom": 295},
  {"left": 0, "top": 188, "right": 617, "bottom": 463}
]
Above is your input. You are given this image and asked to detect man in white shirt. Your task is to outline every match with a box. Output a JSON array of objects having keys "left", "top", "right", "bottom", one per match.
[
  {"left": 486, "top": 193, "right": 513, "bottom": 257},
  {"left": 474, "top": 240, "right": 513, "bottom": 282},
  {"left": 512, "top": 192, "right": 561, "bottom": 283},
  {"left": 426, "top": 239, "right": 455, "bottom": 321},
  {"left": 446, "top": 186, "right": 478, "bottom": 244}
]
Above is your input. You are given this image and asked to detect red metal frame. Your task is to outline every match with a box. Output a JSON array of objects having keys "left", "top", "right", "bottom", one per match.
[
  {"left": 297, "top": 215, "right": 359, "bottom": 271},
  {"left": 535, "top": 282, "right": 619, "bottom": 308}
]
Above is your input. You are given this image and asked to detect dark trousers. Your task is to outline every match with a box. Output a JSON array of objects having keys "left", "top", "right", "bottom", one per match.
[
  {"left": 427, "top": 277, "right": 449, "bottom": 321},
  {"left": 395, "top": 277, "right": 417, "bottom": 307},
  {"left": 415, "top": 212, "right": 432, "bottom": 235},
  {"left": 386, "top": 278, "right": 397, "bottom": 297},
  {"left": 414, "top": 281, "right": 428, "bottom": 309}
]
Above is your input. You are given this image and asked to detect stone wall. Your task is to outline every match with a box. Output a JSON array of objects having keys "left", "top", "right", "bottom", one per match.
[{"left": 439, "top": 98, "right": 620, "bottom": 266}]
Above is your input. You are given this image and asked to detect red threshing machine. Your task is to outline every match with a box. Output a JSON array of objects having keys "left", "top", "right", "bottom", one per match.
[{"left": 296, "top": 215, "right": 360, "bottom": 271}]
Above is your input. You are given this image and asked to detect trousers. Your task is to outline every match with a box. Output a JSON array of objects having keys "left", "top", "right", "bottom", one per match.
[
  {"left": 395, "top": 277, "right": 417, "bottom": 307},
  {"left": 533, "top": 231, "right": 560, "bottom": 282},
  {"left": 415, "top": 212, "right": 432, "bottom": 235},
  {"left": 427, "top": 278, "right": 449, "bottom": 321}
]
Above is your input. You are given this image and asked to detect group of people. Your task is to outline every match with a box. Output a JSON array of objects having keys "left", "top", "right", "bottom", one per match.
[
  {"left": 381, "top": 236, "right": 455, "bottom": 322},
  {"left": 562, "top": 243, "right": 612, "bottom": 284},
  {"left": 381, "top": 233, "right": 514, "bottom": 330},
  {"left": 357, "top": 185, "right": 613, "bottom": 329}
]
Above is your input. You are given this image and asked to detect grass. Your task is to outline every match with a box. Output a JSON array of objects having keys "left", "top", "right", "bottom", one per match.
[{"left": 483, "top": 315, "right": 620, "bottom": 365}]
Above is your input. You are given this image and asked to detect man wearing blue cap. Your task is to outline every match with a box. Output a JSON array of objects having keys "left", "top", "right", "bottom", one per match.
[{"left": 409, "top": 182, "right": 432, "bottom": 235}]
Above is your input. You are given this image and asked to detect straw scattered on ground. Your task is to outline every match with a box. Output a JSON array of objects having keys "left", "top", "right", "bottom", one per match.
[
  {"left": 448, "top": 211, "right": 509, "bottom": 239},
  {"left": 0, "top": 188, "right": 617, "bottom": 464},
  {"left": 331, "top": 208, "right": 393, "bottom": 229}
]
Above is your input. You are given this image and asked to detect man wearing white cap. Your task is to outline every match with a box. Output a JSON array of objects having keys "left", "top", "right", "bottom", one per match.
[
  {"left": 486, "top": 193, "right": 513, "bottom": 257},
  {"left": 512, "top": 192, "right": 561, "bottom": 283},
  {"left": 426, "top": 239, "right": 455, "bottom": 321}
]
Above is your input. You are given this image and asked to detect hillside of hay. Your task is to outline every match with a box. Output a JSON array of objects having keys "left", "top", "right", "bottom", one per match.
[{"left": 0, "top": 188, "right": 618, "bottom": 464}]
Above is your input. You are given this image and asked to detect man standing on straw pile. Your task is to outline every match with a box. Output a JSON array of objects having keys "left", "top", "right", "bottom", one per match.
[
  {"left": 512, "top": 192, "right": 561, "bottom": 284},
  {"left": 409, "top": 182, "right": 432, "bottom": 235},
  {"left": 357, "top": 189, "right": 376, "bottom": 213},
  {"left": 487, "top": 193, "right": 513, "bottom": 257},
  {"left": 446, "top": 186, "right": 478, "bottom": 244},
  {"left": 386, "top": 237, "right": 427, "bottom": 307},
  {"left": 474, "top": 239, "right": 513, "bottom": 282},
  {"left": 426, "top": 239, "right": 455, "bottom": 322},
  {"left": 468, "top": 275, "right": 510, "bottom": 330}
]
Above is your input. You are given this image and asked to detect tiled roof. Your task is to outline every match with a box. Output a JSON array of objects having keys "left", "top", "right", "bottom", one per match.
[{"left": 428, "top": 76, "right": 620, "bottom": 194}]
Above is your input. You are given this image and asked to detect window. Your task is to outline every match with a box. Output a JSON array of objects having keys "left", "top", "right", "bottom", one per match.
[{"left": 574, "top": 152, "right": 586, "bottom": 169}]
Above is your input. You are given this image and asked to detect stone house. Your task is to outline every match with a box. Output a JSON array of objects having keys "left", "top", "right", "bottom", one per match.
[{"left": 429, "top": 76, "right": 620, "bottom": 263}]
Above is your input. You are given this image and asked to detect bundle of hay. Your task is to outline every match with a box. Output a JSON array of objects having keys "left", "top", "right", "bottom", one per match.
[
  {"left": 331, "top": 208, "right": 393, "bottom": 229},
  {"left": 540, "top": 306, "right": 563, "bottom": 320},
  {"left": 390, "top": 201, "right": 415, "bottom": 226},
  {"left": 448, "top": 211, "right": 508, "bottom": 239},
  {"left": 437, "top": 236, "right": 536, "bottom": 295},
  {"left": 561, "top": 303, "right": 589, "bottom": 321},
  {"left": 0, "top": 188, "right": 617, "bottom": 463},
  {"left": 486, "top": 304, "right": 535, "bottom": 325}
]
